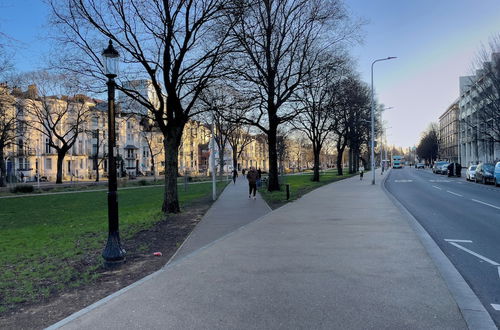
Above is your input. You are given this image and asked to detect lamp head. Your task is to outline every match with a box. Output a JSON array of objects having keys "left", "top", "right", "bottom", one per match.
[{"left": 102, "top": 40, "right": 120, "bottom": 77}]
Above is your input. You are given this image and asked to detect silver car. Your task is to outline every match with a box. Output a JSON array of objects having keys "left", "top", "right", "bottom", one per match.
[{"left": 466, "top": 165, "right": 477, "bottom": 181}]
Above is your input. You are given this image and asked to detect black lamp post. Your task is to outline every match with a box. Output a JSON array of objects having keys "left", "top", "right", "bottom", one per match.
[{"left": 102, "top": 40, "right": 126, "bottom": 266}]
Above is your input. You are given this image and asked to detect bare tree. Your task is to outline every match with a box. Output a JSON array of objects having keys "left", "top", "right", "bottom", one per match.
[
  {"left": 140, "top": 122, "right": 164, "bottom": 182},
  {"left": 227, "top": 125, "right": 254, "bottom": 171},
  {"left": 49, "top": 0, "right": 234, "bottom": 213},
  {"left": 0, "top": 84, "right": 20, "bottom": 187},
  {"left": 328, "top": 74, "right": 371, "bottom": 175},
  {"left": 292, "top": 54, "right": 345, "bottom": 181},
  {"left": 417, "top": 123, "right": 439, "bottom": 163},
  {"left": 199, "top": 85, "right": 245, "bottom": 175},
  {"left": 226, "top": 0, "right": 356, "bottom": 190},
  {"left": 21, "top": 72, "right": 93, "bottom": 184}
]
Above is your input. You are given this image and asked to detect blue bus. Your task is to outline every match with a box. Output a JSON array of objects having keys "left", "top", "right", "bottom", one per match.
[{"left": 392, "top": 155, "right": 403, "bottom": 169}]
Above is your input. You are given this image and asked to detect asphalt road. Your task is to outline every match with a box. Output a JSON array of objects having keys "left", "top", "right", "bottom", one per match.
[{"left": 385, "top": 166, "right": 500, "bottom": 326}]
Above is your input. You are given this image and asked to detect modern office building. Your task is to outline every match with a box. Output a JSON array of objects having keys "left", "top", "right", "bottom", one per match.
[{"left": 458, "top": 53, "right": 500, "bottom": 165}]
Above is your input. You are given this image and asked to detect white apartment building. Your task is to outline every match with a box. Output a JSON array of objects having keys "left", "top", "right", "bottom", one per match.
[{"left": 458, "top": 53, "right": 500, "bottom": 166}]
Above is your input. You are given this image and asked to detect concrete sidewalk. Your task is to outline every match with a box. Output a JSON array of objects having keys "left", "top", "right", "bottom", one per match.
[
  {"left": 50, "top": 169, "right": 489, "bottom": 329},
  {"left": 169, "top": 175, "right": 271, "bottom": 262}
]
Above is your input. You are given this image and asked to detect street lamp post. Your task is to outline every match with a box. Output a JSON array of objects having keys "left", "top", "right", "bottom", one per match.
[
  {"left": 370, "top": 57, "right": 396, "bottom": 185},
  {"left": 102, "top": 40, "right": 126, "bottom": 266}
]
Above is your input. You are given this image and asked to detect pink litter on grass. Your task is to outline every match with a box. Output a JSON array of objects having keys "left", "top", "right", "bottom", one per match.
[{"left": 153, "top": 252, "right": 162, "bottom": 256}]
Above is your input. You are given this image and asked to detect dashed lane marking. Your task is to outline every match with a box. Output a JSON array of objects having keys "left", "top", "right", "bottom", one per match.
[
  {"left": 432, "top": 185, "right": 442, "bottom": 190},
  {"left": 491, "top": 304, "right": 500, "bottom": 311},
  {"left": 446, "top": 190, "right": 463, "bottom": 197},
  {"left": 429, "top": 179, "right": 451, "bottom": 183},
  {"left": 446, "top": 241, "right": 500, "bottom": 266},
  {"left": 394, "top": 179, "right": 413, "bottom": 183},
  {"left": 471, "top": 199, "right": 500, "bottom": 210},
  {"left": 444, "top": 239, "right": 473, "bottom": 243}
]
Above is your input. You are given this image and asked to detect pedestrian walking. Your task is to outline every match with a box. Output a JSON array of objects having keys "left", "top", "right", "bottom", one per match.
[
  {"left": 246, "top": 166, "right": 258, "bottom": 200},
  {"left": 256, "top": 168, "right": 262, "bottom": 188},
  {"left": 359, "top": 166, "right": 364, "bottom": 180},
  {"left": 242, "top": 168, "right": 246, "bottom": 176},
  {"left": 232, "top": 169, "right": 238, "bottom": 184}
]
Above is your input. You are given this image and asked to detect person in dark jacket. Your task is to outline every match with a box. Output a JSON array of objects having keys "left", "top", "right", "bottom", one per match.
[
  {"left": 246, "top": 167, "right": 258, "bottom": 200},
  {"left": 232, "top": 169, "right": 238, "bottom": 184}
]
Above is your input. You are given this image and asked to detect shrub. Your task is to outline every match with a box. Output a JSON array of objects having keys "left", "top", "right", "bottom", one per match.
[
  {"left": 10, "top": 184, "right": 34, "bottom": 193},
  {"left": 138, "top": 179, "right": 148, "bottom": 186}
]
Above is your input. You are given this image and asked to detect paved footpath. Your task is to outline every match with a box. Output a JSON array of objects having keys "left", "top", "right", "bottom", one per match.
[
  {"left": 49, "top": 169, "right": 494, "bottom": 329},
  {"left": 169, "top": 175, "right": 271, "bottom": 262}
]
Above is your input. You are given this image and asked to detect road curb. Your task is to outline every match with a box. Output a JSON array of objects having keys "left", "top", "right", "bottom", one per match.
[{"left": 381, "top": 171, "right": 496, "bottom": 330}]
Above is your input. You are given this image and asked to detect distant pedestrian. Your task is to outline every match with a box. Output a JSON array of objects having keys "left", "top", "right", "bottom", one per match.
[
  {"left": 256, "top": 168, "right": 262, "bottom": 188},
  {"left": 359, "top": 167, "right": 364, "bottom": 180},
  {"left": 242, "top": 168, "right": 246, "bottom": 176},
  {"left": 246, "top": 167, "right": 258, "bottom": 200},
  {"left": 232, "top": 169, "right": 238, "bottom": 184}
]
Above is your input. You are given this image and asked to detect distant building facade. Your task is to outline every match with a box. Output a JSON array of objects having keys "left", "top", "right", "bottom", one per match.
[
  {"left": 438, "top": 100, "right": 459, "bottom": 162},
  {"left": 1, "top": 82, "right": 270, "bottom": 183}
]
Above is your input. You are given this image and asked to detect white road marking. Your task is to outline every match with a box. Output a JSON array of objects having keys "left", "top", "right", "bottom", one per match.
[
  {"left": 491, "top": 304, "right": 500, "bottom": 311},
  {"left": 448, "top": 242, "right": 500, "bottom": 266},
  {"left": 471, "top": 199, "right": 500, "bottom": 210},
  {"left": 432, "top": 185, "right": 442, "bottom": 190},
  {"left": 394, "top": 179, "right": 413, "bottom": 182},
  {"left": 430, "top": 179, "right": 450, "bottom": 183},
  {"left": 446, "top": 190, "right": 463, "bottom": 197},
  {"left": 444, "top": 239, "right": 473, "bottom": 243},
  {"left": 498, "top": 266, "right": 500, "bottom": 280}
]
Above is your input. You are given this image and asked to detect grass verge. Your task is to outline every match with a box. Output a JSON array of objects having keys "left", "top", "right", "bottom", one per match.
[
  {"left": 259, "top": 170, "right": 357, "bottom": 209},
  {"left": 0, "top": 180, "right": 228, "bottom": 314}
]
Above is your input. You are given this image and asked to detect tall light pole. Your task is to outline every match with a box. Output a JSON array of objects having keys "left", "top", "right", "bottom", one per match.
[
  {"left": 371, "top": 57, "right": 396, "bottom": 185},
  {"left": 102, "top": 40, "right": 126, "bottom": 266}
]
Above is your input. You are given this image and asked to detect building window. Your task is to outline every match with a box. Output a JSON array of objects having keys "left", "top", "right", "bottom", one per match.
[
  {"left": 46, "top": 158, "right": 52, "bottom": 170},
  {"left": 45, "top": 138, "right": 51, "bottom": 154}
]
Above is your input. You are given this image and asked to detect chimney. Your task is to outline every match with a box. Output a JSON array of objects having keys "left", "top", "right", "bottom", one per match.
[{"left": 27, "top": 84, "right": 38, "bottom": 99}]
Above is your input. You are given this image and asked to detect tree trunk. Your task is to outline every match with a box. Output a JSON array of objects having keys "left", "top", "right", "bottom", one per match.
[
  {"left": 312, "top": 143, "right": 320, "bottom": 182},
  {"left": 56, "top": 151, "right": 66, "bottom": 184},
  {"left": 151, "top": 159, "right": 156, "bottom": 182},
  {"left": 267, "top": 126, "right": 280, "bottom": 191},
  {"left": 0, "top": 146, "right": 6, "bottom": 187},
  {"left": 162, "top": 129, "right": 182, "bottom": 214},
  {"left": 232, "top": 146, "right": 238, "bottom": 170},
  {"left": 218, "top": 142, "right": 225, "bottom": 176},
  {"left": 336, "top": 140, "right": 345, "bottom": 176},
  {"left": 95, "top": 156, "right": 100, "bottom": 182},
  {"left": 348, "top": 148, "right": 353, "bottom": 174}
]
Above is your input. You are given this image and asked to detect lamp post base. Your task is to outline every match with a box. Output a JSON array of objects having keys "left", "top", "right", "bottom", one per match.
[{"left": 102, "top": 231, "right": 126, "bottom": 268}]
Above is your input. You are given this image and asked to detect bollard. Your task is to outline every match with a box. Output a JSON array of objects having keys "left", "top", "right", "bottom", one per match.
[{"left": 286, "top": 184, "right": 290, "bottom": 200}]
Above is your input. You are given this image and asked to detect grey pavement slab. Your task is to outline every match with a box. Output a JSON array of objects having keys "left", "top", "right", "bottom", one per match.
[
  {"left": 53, "top": 170, "right": 468, "bottom": 329},
  {"left": 169, "top": 176, "right": 271, "bottom": 262}
]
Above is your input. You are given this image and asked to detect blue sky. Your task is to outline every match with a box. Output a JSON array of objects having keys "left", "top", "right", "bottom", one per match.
[
  {"left": 348, "top": 0, "right": 500, "bottom": 148},
  {"left": 1, "top": 0, "right": 500, "bottom": 148}
]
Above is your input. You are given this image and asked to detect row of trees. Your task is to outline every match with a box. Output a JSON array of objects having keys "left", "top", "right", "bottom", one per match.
[
  {"left": 0, "top": 0, "right": 378, "bottom": 214},
  {"left": 50, "top": 0, "right": 374, "bottom": 213}
]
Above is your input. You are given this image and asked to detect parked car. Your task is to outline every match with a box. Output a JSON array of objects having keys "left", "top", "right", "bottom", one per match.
[
  {"left": 494, "top": 162, "right": 500, "bottom": 187},
  {"left": 433, "top": 161, "right": 448, "bottom": 174},
  {"left": 415, "top": 163, "right": 425, "bottom": 169},
  {"left": 439, "top": 163, "right": 450, "bottom": 175},
  {"left": 466, "top": 165, "right": 477, "bottom": 181},
  {"left": 475, "top": 163, "right": 495, "bottom": 184}
]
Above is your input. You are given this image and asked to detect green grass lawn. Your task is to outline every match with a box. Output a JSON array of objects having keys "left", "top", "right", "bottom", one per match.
[
  {"left": 259, "top": 170, "right": 356, "bottom": 209},
  {"left": 0, "top": 180, "right": 227, "bottom": 313}
]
